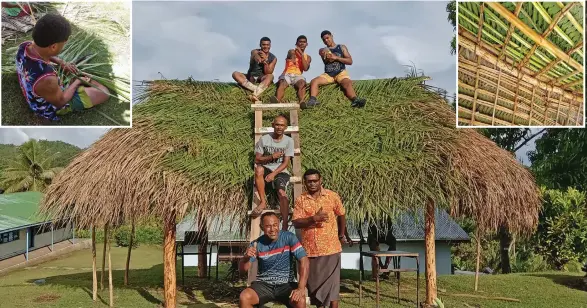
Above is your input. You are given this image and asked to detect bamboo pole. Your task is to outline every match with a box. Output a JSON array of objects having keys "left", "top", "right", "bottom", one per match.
[
  {"left": 107, "top": 232, "right": 113, "bottom": 307},
  {"left": 555, "top": 93, "right": 563, "bottom": 125},
  {"left": 425, "top": 199, "right": 437, "bottom": 305},
  {"left": 101, "top": 224, "right": 109, "bottom": 291},
  {"left": 486, "top": 2, "right": 583, "bottom": 74},
  {"left": 92, "top": 226, "right": 97, "bottom": 301},
  {"left": 529, "top": 86, "right": 536, "bottom": 125},
  {"left": 470, "top": 55, "right": 481, "bottom": 123},
  {"left": 124, "top": 220, "right": 135, "bottom": 286},
  {"left": 474, "top": 230, "right": 481, "bottom": 292},
  {"left": 512, "top": 72, "right": 521, "bottom": 125},
  {"left": 491, "top": 68, "right": 502, "bottom": 125},
  {"left": 163, "top": 212, "right": 177, "bottom": 308}
]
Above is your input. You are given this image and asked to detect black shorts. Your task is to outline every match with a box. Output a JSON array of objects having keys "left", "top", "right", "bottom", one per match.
[
  {"left": 263, "top": 167, "right": 290, "bottom": 192},
  {"left": 251, "top": 281, "right": 298, "bottom": 307}
]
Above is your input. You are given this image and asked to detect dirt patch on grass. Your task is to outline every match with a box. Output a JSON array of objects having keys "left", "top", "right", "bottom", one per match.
[{"left": 34, "top": 294, "right": 61, "bottom": 302}]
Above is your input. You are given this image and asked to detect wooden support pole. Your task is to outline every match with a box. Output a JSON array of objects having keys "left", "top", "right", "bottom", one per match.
[
  {"left": 124, "top": 220, "right": 135, "bottom": 286},
  {"left": 108, "top": 232, "right": 113, "bottom": 307},
  {"left": 163, "top": 212, "right": 177, "bottom": 308},
  {"left": 474, "top": 230, "right": 481, "bottom": 292},
  {"left": 92, "top": 226, "right": 97, "bottom": 301},
  {"left": 198, "top": 218, "right": 208, "bottom": 278},
  {"left": 424, "top": 199, "right": 437, "bottom": 305},
  {"left": 101, "top": 224, "right": 108, "bottom": 291}
]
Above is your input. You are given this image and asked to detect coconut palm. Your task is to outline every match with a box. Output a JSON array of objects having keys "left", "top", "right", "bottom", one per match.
[
  {"left": 457, "top": 1, "right": 584, "bottom": 126},
  {"left": 0, "top": 139, "right": 63, "bottom": 193},
  {"left": 40, "top": 75, "right": 540, "bottom": 307}
]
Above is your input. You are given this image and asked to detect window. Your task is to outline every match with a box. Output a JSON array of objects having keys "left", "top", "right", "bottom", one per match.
[{"left": 0, "top": 231, "right": 20, "bottom": 244}]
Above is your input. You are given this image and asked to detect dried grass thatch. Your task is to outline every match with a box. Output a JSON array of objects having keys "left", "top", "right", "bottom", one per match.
[
  {"left": 40, "top": 76, "right": 540, "bottom": 237},
  {"left": 457, "top": 1, "right": 584, "bottom": 126}
]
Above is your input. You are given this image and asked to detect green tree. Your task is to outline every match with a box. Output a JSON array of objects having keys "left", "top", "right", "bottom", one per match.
[
  {"left": 0, "top": 140, "right": 64, "bottom": 193},
  {"left": 529, "top": 128, "right": 587, "bottom": 191},
  {"left": 447, "top": 0, "right": 456, "bottom": 55},
  {"left": 534, "top": 188, "right": 587, "bottom": 269}
]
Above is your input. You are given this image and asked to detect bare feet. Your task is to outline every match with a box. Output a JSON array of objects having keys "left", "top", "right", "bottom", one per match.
[{"left": 250, "top": 202, "right": 267, "bottom": 217}]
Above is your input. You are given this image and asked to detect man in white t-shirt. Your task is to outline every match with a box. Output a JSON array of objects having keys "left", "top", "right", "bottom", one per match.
[{"left": 252, "top": 115, "right": 294, "bottom": 230}]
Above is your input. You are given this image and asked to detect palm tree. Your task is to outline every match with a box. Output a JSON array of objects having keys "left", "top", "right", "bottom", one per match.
[{"left": 0, "top": 140, "right": 63, "bottom": 193}]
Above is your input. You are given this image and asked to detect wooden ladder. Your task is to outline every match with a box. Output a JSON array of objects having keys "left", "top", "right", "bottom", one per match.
[{"left": 247, "top": 101, "right": 304, "bottom": 284}]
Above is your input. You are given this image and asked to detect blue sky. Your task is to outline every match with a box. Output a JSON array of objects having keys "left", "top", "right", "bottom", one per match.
[{"left": 0, "top": 1, "right": 537, "bottom": 164}]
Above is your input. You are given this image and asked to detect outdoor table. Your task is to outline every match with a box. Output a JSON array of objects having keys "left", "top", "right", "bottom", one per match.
[{"left": 359, "top": 250, "right": 420, "bottom": 307}]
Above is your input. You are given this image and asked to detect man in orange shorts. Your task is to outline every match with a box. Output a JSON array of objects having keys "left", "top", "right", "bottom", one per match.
[
  {"left": 307, "top": 30, "right": 366, "bottom": 108},
  {"left": 270, "top": 35, "right": 312, "bottom": 105}
]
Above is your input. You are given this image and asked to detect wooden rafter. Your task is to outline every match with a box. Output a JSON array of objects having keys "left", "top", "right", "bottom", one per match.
[
  {"left": 517, "top": 2, "right": 576, "bottom": 72},
  {"left": 498, "top": 2, "right": 523, "bottom": 62},
  {"left": 487, "top": 2, "right": 584, "bottom": 74},
  {"left": 534, "top": 40, "right": 583, "bottom": 79}
]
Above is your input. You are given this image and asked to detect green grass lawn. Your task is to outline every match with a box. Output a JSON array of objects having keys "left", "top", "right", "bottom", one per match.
[
  {"left": 0, "top": 244, "right": 585, "bottom": 307},
  {"left": 1, "top": 2, "right": 130, "bottom": 126}
]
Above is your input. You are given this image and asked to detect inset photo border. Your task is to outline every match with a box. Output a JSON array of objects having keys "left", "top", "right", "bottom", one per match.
[
  {"left": 1, "top": 1, "right": 131, "bottom": 127},
  {"left": 456, "top": 1, "right": 585, "bottom": 128}
]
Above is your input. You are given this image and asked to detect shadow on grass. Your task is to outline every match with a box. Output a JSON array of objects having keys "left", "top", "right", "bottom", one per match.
[
  {"left": 24, "top": 263, "right": 243, "bottom": 306},
  {"left": 1, "top": 3, "right": 130, "bottom": 126},
  {"left": 526, "top": 273, "right": 587, "bottom": 292}
]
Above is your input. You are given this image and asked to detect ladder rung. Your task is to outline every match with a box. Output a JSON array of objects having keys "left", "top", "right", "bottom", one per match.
[
  {"left": 255, "top": 126, "right": 299, "bottom": 134},
  {"left": 290, "top": 176, "right": 301, "bottom": 183},
  {"left": 247, "top": 209, "right": 294, "bottom": 216},
  {"left": 294, "top": 148, "right": 300, "bottom": 154},
  {"left": 251, "top": 103, "right": 300, "bottom": 110}
]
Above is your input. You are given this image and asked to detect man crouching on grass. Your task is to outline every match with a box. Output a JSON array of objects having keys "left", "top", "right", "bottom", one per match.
[
  {"left": 15, "top": 13, "right": 110, "bottom": 122},
  {"left": 239, "top": 212, "right": 309, "bottom": 308}
]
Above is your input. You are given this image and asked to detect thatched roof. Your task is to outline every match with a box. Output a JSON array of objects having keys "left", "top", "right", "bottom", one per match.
[
  {"left": 457, "top": 1, "right": 584, "bottom": 126},
  {"left": 40, "top": 77, "right": 541, "bottom": 236}
]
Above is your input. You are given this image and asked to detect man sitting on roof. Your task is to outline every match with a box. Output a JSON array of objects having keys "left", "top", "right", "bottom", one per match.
[
  {"left": 239, "top": 212, "right": 309, "bottom": 308},
  {"left": 252, "top": 115, "right": 295, "bottom": 231},
  {"left": 306, "top": 30, "right": 366, "bottom": 109},
  {"left": 232, "top": 37, "right": 277, "bottom": 101},
  {"left": 270, "top": 35, "right": 312, "bottom": 105},
  {"left": 15, "top": 13, "right": 111, "bottom": 122}
]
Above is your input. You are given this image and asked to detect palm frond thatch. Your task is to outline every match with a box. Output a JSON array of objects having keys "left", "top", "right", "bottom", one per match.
[
  {"left": 40, "top": 77, "right": 540, "bottom": 237},
  {"left": 457, "top": 1, "right": 584, "bottom": 126}
]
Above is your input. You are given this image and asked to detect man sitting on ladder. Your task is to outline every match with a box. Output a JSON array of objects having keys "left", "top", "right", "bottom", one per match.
[
  {"left": 252, "top": 115, "right": 295, "bottom": 231},
  {"left": 239, "top": 212, "right": 309, "bottom": 308}
]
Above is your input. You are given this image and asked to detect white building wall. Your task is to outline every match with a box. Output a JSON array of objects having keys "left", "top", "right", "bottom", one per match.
[
  {"left": 33, "top": 225, "right": 72, "bottom": 249},
  {"left": 182, "top": 241, "right": 453, "bottom": 275},
  {"left": 0, "top": 224, "right": 73, "bottom": 259}
]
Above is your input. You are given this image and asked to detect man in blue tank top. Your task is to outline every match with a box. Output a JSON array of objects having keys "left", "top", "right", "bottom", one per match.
[
  {"left": 239, "top": 212, "right": 309, "bottom": 308},
  {"left": 14, "top": 13, "right": 111, "bottom": 122},
  {"left": 232, "top": 37, "right": 278, "bottom": 102},
  {"left": 306, "top": 30, "right": 366, "bottom": 109}
]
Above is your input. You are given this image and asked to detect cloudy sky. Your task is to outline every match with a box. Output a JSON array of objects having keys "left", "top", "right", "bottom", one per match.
[
  {"left": 0, "top": 0, "right": 538, "bottom": 164},
  {"left": 132, "top": 0, "right": 457, "bottom": 94}
]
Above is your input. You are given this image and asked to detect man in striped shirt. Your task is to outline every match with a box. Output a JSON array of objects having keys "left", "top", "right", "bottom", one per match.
[{"left": 239, "top": 212, "right": 309, "bottom": 308}]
